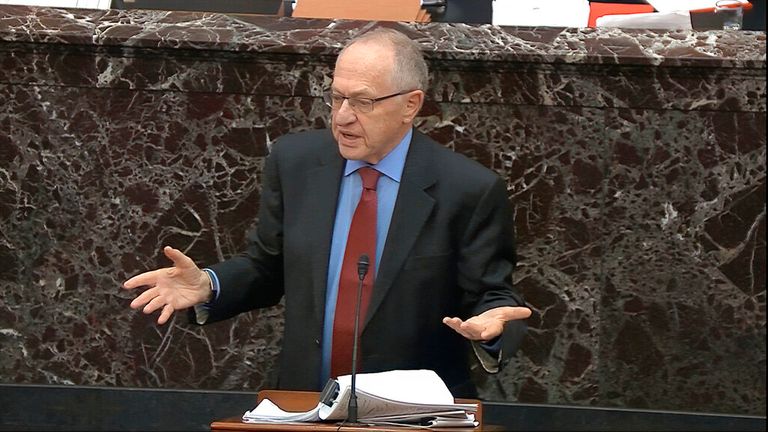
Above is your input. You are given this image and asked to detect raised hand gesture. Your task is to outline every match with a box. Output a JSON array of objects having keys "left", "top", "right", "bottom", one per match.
[
  {"left": 443, "top": 306, "right": 532, "bottom": 341},
  {"left": 122, "top": 246, "right": 213, "bottom": 325}
]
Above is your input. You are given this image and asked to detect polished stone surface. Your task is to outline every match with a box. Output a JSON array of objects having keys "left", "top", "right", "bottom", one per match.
[{"left": 0, "top": 5, "right": 765, "bottom": 416}]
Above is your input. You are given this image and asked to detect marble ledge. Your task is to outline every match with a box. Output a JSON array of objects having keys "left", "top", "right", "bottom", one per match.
[{"left": 0, "top": 5, "right": 765, "bottom": 69}]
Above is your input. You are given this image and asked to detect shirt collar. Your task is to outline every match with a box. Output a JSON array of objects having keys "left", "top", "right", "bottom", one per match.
[{"left": 344, "top": 128, "right": 412, "bottom": 182}]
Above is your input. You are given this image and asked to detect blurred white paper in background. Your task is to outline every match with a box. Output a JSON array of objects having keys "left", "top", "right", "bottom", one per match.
[
  {"left": 646, "top": 0, "right": 749, "bottom": 12},
  {"left": 493, "top": 0, "right": 591, "bottom": 27},
  {"left": 596, "top": 10, "right": 693, "bottom": 29},
  {"left": 0, "top": 0, "right": 110, "bottom": 7}
]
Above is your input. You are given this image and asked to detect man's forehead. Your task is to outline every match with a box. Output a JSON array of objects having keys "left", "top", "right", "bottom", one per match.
[
  {"left": 329, "top": 78, "right": 377, "bottom": 96},
  {"left": 331, "top": 56, "right": 393, "bottom": 94},
  {"left": 337, "top": 40, "right": 394, "bottom": 66}
]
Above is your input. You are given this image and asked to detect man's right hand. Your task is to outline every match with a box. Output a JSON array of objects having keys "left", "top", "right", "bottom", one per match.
[{"left": 122, "top": 246, "right": 213, "bottom": 325}]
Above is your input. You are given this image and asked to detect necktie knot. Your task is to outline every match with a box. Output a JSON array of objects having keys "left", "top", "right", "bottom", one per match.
[{"left": 358, "top": 167, "right": 381, "bottom": 191}]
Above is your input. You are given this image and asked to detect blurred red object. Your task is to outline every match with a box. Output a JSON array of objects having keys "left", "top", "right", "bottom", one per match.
[{"left": 588, "top": 2, "right": 655, "bottom": 26}]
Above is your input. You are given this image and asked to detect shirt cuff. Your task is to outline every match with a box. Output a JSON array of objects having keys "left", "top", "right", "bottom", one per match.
[
  {"left": 193, "top": 304, "right": 210, "bottom": 325},
  {"left": 471, "top": 339, "right": 502, "bottom": 373},
  {"left": 203, "top": 268, "right": 221, "bottom": 300},
  {"left": 193, "top": 268, "right": 220, "bottom": 325}
]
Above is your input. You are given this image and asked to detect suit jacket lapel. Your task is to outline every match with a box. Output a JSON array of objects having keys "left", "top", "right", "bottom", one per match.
[
  {"left": 365, "top": 131, "right": 436, "bottom": 329},
  {"left": 307, "top": 143, "right": 345, "bottom": 324}
]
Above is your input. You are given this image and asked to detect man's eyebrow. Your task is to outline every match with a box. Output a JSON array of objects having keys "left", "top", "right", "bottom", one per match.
[
  {"left": 331, "top": 91, "right": 373, "bottom": 99},
  {"left": 329, "top": 85, "right": 375, "bottom": 98}
]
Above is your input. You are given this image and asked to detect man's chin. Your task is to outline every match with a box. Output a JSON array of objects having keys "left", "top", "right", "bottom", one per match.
[
  {"left": 338, "top": 145, "right": 363, "bottom": 161},
  {"left": 335, "top": 136, "right": 362, "bottom": 157}
]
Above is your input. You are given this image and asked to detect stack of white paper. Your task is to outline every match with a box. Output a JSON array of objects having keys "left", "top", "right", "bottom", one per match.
[{"left": 243, "top": 370, "right": 479, "bottom": 428}]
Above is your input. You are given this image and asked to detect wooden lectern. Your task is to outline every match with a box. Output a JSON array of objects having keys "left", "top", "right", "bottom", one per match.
[{"left": 210, "top": 390, "right": 494, "bottom": 431}]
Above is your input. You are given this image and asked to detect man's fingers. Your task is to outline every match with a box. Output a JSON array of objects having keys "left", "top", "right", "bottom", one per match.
[
  {"left": 443, "top": 317, "right": 477, "bottom": 339},
  {"left": 142, "top": 294, "right": 167, "bottom": 315},
  {"left": 129, "top": 286, "right": 157, "bottom": 309},
  {"left": 157, "top": 304, "right": 175, "bottom": 325},
  {"left": 124, "top": 246, "right": 193, "bottom": 290},
  {"left": 444, "top": 307, "right": 532, "bottom": 342},
  {"left": 444, "top": 316, "right": 500, "bottom": 340},
  {"left": 442, "top": 317, "right": 463, "bottom": 333},
  {"left": 163, "top": 246, "right": 196, "bottom": 269},
  {"left": 123, "top": 247, "right": 188, "bottom": 326},
  {"left": 123, "top": 269, "right": 163, "bottom": 290},
  {"left": 459, "top": 321, "right": 486, "bottom": 339},
  {"left": 442, "top": 317, "right": 462, "bottom": 330},
  {"left": 488, "top": 306, "right": 532, "bottom": 321},
  {"left": 503, "top": 306, "right": 532, "bottom": 320},
  {"left": 479, "top": 326, "right": 501, "bottom": 341}
]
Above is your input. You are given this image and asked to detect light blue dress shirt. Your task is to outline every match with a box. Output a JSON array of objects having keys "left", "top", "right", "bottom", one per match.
[{"left": 320, "top": 129, "right": 412, "bottom": 384}]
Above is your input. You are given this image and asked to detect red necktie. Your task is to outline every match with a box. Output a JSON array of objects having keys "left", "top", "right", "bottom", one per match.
[{"left": 330, "top": 167, "right": 381, "bottom": 378}]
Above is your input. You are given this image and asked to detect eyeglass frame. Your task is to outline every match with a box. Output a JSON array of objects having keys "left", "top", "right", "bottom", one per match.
[{"left": 322, "top": 89, "right": 418, "bottom": 113}]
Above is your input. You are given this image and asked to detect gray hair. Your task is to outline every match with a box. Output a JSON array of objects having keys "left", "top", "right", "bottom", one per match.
[{"left": 339, "top": 28, "right": 429, "bottom": 92}]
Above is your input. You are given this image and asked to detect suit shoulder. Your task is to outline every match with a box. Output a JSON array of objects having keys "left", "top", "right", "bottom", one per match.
[
  {"left": 419, "top": 135, "right": 502, "bottom": 187},
  {"left": 271, "top": 129, "right": 335, "bottom": 158}
]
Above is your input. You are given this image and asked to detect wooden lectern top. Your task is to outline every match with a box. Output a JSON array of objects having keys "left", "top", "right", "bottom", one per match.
[{"left": 210, "top": 389, "right": 496, "bottom": 431}]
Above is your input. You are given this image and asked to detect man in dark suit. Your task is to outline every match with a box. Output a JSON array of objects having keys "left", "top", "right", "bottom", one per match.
[{"left": 123, "top": 28, "right": 531, "bottom": 397}]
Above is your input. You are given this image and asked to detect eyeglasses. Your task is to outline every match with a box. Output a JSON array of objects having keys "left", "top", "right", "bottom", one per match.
[{"left": 323, "top": 90, "right": 415, "bottom": 113}]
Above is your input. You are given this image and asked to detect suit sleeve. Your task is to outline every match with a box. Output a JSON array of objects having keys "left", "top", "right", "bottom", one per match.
[
  {"left": 191, "top": 140, "right": 286, "bottom": 325},
  {"left": 457, "top": 175, "right": 528, "bottom": 368}
]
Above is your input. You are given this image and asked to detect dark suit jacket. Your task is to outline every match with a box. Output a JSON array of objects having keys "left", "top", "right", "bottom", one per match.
[{"left": 199, "top": 128, "right": 527, "bottom": 396}]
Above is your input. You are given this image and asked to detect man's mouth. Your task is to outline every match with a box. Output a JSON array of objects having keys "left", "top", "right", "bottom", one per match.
[{"left": 339, "top": 131, "right": 360, "bottom": 142}]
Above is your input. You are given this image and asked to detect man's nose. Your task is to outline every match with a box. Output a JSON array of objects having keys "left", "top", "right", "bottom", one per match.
[{"left": 334, "top": 100, "right": 357, "bottom": 124}]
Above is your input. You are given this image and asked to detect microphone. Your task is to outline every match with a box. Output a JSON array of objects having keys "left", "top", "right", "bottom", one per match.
[
  {"left": 357, "top": 254, "right": 370, "bottom": 280},
  {"left": 348, "top": 254, "right": 369, "bottom": 424}
]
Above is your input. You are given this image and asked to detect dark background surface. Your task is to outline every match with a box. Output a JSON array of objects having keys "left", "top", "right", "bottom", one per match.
[{"left": 1, "top": 384, "right": 765, "bottom": 431}]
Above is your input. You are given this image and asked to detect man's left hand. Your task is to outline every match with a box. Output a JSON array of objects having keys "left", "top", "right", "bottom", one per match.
[{"left": 443, "top": 306, "right": 532, "bottom": 341}]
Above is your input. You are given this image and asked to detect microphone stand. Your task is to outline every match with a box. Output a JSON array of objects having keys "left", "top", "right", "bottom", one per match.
[{"left": 347, "top": 254, "right": 369, "bottom": 425}]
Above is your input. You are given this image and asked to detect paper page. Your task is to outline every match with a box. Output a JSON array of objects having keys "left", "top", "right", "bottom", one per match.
[
  {"left": 245, "top": 370, "right": 477, "bottom": 425},
  {"left": 321, "top": 386, "right": 476, "bottom": 422},
  {"left": 355, "top": 388, "right": 477, "bottom": 415},
  {"left": 0, "top": 0, "right": 110, "bottom": 7},
  {"left": 242, "top": 398, "right": 323, "bottom": 423},
  {"left": 493, "top": 0, "right": 590, "bottom": 27},
  {"left": 336, "top": 369, "right": 454, "bottom": 405},
  {"left": 426, "top": 415, "right": 478, "bottom": 428},
  {"left": 596, "top": 11, "right": 693, "bottom": 29},
  {"left": 647, "top": 0, "right": 748, "bottom": 12},
  {"left": 363, "top": 410, "right": 470, "bottom": 422},
  {"left": 317, "top": 389, "right": 348, "bottom": 420},
  {"left": 364, "top": 414, "right": 477, "bottom": 429}
]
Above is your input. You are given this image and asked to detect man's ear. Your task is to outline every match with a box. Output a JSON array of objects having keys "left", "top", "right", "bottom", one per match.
[{"left": 402, "top": 90, "right": 425, "bottom": 123}]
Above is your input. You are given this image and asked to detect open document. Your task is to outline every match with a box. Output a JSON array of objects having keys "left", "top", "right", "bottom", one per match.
[{"left": 242, "top": 369, "right": 478, "bottom": 428}]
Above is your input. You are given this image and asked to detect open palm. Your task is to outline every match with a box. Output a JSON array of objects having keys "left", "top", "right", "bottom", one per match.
[
  {"left": 122, "top": 246, "right": 211, "bottom": 325},
  {"left": 443, "top": 306, "right": 532, "bottom": 341}
]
